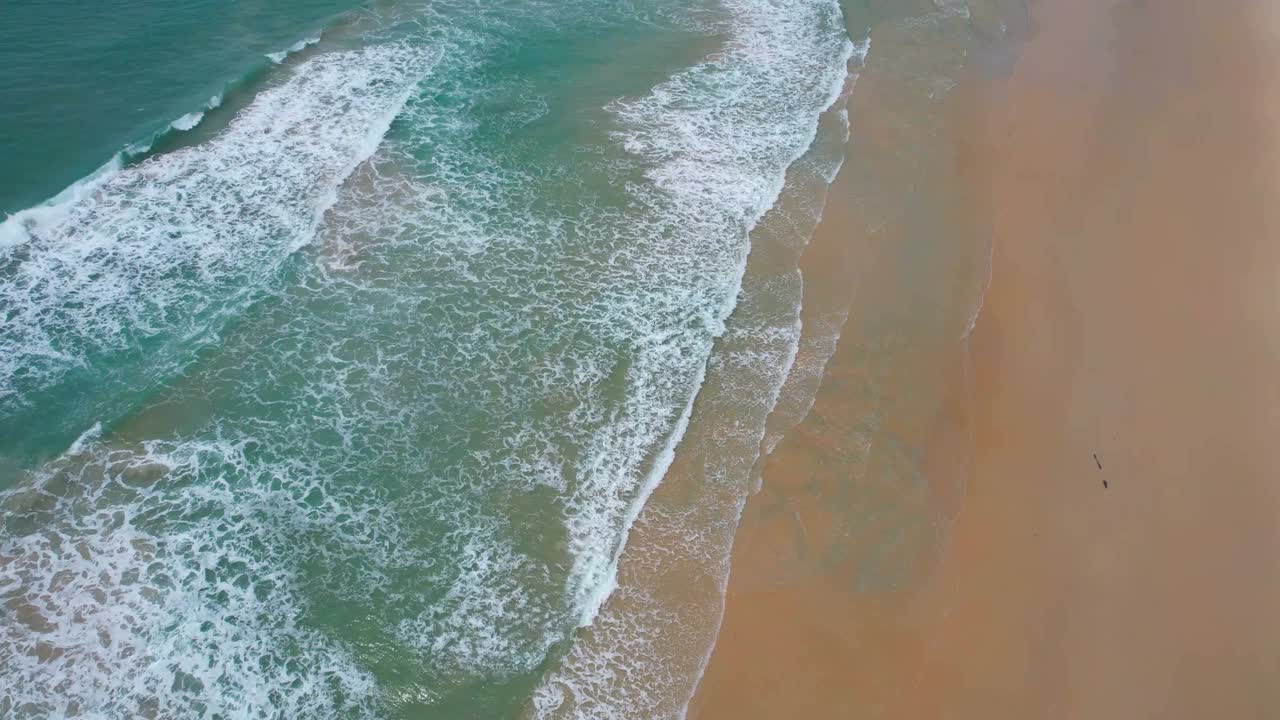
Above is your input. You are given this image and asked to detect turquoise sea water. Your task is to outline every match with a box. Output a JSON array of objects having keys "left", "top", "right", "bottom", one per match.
[
  {"left": 0, "top": 0, "right": 358, "bottom": 217},
  {"left": 0, "top": 0, "right": 855, "bottom": 717}
]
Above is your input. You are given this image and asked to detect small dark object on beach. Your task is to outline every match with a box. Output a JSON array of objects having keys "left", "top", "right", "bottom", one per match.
[
  {"left": 1093, "top": 453, "right": 1102, "bottom": 469},
  {"left": 1103, "top": 480, "right": 1109, "bottom": 489}
]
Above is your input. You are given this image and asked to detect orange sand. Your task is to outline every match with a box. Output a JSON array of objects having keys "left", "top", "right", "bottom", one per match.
[{"left": 691, "top": 0, "right": 1280, "bottom": 717}]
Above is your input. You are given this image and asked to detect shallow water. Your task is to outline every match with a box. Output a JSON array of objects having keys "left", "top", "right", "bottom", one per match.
[{"left": 0, "top": 0, "right": 852, "bottom": 717}]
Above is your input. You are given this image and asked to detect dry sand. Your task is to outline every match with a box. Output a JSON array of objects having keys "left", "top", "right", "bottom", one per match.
[{"left": 690, "top": 0, "right": 1280, "bottom": 717}]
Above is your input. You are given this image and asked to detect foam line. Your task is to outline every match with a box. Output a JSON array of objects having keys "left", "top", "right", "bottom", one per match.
[
  {"left": 267, "top": 34, "right": 323, "bottom": 64},
  {"left": 0, "top": 43, "right": 435, "bottom": 443},
  {"left": 530, "top": 0, "right": 855, "bottom": 715}
]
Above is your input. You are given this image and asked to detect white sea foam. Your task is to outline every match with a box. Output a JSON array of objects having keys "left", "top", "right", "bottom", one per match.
[
  {"left": 66, "top": 421, "right": 102, "bottom": 454},
  {"left": 256, "top": 0, "right": 857, "bottom": 687},
  {"left": 165, "top": 92, "right": 228, "bottom": 133},
  {"left": 530, "top": 0, "right": 855, "bottom": 716},
  {"left": 0, "top": 436, "right": 393, "bottom": 718},
  {"left": 0, "top": 40, "right": 444, "bottom": 718},
  {"left": 267, "top": 34, "right": 323, "bottom": 64},
  {"left": 0, "top": 42, "right": 435, "bottom": 418},
  {"left": 759, "top": 86, "right": 860, "bottom": 460},
  {"left": 165, "top": 93, "right": 224, "bottom": 133},
  {"left": 4, "top": 1, "right": 856, "bottom": 716},
  {"left": 0, "top": 154, "right": 123, "bottom": 252},
  {"left": 554, "top": 0, "right": 854, "bottom": 635},
  {"left": 169, "top": 111, "right": 204, "bottom": 131}
]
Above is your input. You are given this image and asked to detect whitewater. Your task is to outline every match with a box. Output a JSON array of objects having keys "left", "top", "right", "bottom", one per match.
[{"left": 0, "top": 0, "right": 854, "bottom": 717}]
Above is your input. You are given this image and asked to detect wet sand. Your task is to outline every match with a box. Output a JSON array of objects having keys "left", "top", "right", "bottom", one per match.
[{"left": 691, "top": 0, "right": 1280, "bottom": 717}]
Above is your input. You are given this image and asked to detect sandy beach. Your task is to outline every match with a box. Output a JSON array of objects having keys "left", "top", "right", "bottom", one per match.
[{"left": 691, "top": 0, "right": 1280, "bottom": 717}]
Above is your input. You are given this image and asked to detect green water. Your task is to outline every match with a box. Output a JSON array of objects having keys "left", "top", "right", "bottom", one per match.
[
  {"left": 0, "top": 0, "right": 854, "bottom": 717},
  {"left": 0, "top": 0, "right": 359, "bottom": 217}
]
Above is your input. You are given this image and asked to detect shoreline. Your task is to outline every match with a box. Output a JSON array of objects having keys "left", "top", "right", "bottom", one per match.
[
  {"left": 692, "top": 0, "right": 1280, "bottom": 716},
  {"left": 688, "top": 0, "right": 1004, "bottom": 710},
  {"left": 524, "top": 20, "right": 862, "bottom": 716}
]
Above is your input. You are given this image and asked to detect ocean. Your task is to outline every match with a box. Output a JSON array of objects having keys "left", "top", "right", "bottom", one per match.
[{"left": 0, "top": 0, "right": 856, "bottom": 717}]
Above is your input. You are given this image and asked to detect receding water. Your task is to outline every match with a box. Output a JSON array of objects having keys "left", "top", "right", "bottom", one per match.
[{"left": 0, "top": 0, "right": 852, "bottom": 717}]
